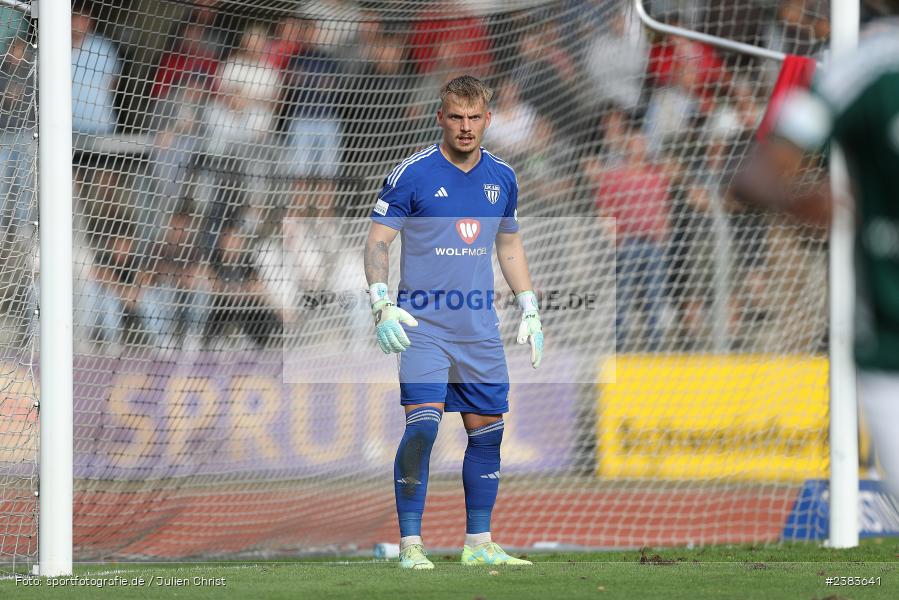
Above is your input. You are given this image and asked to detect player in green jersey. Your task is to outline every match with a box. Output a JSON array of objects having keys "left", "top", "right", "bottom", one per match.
[{"left": 734, "top": 1, "right": 899, "bottom": 500}]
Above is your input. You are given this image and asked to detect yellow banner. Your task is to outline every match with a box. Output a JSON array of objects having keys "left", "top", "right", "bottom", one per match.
[{"left": 597, "top": 355, "right": 828, "bottom": 481}]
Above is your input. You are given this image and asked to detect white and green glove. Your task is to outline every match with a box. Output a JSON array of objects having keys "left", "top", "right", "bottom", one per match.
[
  {"left": 369, "top": 283, "right": 418, "bottom": 354},
  {"left": 515, "top": 290, "right": 544, "bottom": 369}
]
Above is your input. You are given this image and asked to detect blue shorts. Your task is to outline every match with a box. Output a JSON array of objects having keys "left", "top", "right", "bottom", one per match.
[{"left": 398, "top": 329, "right": 509, "bottom": 415}]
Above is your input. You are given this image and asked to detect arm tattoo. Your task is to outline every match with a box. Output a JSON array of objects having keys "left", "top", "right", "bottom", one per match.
[{"left": 365, "top": 239, "right": 390, "bottom": 284}]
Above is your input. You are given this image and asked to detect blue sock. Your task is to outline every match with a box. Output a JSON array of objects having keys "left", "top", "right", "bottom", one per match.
[
  {"left": 463, "top": 419, "right": 504, "bottom": 534},
  {"left": 394, "top": 407, "right": 442, "bottom": 537}
]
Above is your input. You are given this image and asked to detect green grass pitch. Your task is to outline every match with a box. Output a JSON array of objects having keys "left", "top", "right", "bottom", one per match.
[{"left": 2, "top": 540, "right": 897, "bottom": 599}]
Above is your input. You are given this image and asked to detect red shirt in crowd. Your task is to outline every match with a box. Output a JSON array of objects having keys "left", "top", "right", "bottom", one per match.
[
  {"left": 647, "top": 37, "right": 725, "bottom": 105},
  {"left": 596, "top": 164, "right": 671, "bottom": 244},
  {"left": 408, "top": 14, "right": 493, "bottom": 74},
  {"left": 151, "top": 51, "right": 219, "bottom": 99}
]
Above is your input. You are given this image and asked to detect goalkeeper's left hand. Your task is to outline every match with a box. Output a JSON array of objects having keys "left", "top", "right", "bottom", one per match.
[{"left": 515, "top": 291, "right": 543, "bottom": 369}]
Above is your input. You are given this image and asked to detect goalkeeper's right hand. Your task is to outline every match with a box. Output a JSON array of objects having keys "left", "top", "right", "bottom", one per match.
[{"left": 369, "top": 284, "right": 418, "bottom": 353}]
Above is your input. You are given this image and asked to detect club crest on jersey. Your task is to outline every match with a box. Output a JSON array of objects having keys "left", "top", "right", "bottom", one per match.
[
  {"left": 483, "top": 183, "right": 500, "bottom": 204},
  {"left": 456, "top": 219, "right": 481, "bottom": 245}
]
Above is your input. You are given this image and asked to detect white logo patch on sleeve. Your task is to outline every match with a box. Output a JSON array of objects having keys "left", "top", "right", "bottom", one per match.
[{"left": 374, "top": 199, "right": 389, "bottom": 216}]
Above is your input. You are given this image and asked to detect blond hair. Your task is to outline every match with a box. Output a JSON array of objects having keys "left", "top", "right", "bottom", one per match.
[{"left": 439, "top": 75, "right": 494, "bottom": 108}]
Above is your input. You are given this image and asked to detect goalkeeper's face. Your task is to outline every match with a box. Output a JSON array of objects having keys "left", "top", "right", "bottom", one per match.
[{"left": 437, "top": 94, "right": 491, "bottom": 157}]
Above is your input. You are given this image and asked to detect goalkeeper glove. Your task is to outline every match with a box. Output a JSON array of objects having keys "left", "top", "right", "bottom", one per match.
[
  {"left": 515, "top": 290, "right": 544, "bottom": 369},
  {"left": 369, "top": 283, "right": 418, "bottom": 354}
]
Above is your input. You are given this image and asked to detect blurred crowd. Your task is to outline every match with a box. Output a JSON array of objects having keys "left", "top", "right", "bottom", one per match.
[{"left": 0, "top": 0, "right": 841, "bottom": 354}]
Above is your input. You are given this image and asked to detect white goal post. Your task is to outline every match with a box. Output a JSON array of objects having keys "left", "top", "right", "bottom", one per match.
[
  {"left": 825, "top": 0, "right": 859, "bottom": 550},
  {"left": 36, "top": 0, "right": 74, "bottom": 577}
]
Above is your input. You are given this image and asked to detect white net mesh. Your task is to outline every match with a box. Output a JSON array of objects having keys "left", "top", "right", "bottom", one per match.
[
  {"left": 0, "top": 2, "right": 37, "bottom": 571},
  {"left": 1, "top": 0, "right": 839, "bottom": 563}
]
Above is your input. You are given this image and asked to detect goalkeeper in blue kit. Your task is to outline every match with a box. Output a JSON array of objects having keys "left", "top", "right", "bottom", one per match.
[{"left": 363, "top": 75, "right": 542, "bottom": 569}]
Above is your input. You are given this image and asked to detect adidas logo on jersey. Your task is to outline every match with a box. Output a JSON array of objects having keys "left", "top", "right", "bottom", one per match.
[
  {"left": 434, "top": 186, "right": 448, "bottom": 198},
  {"left": 480, "top": 471, "right": 500, "bottom": 480}
]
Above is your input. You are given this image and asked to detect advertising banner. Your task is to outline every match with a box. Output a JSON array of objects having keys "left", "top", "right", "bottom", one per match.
[
  {"left": 597, "top": 355, "right": 829, "bottom": 481},
  {"left": 61, "top": 354, "right": 578, "bottom": 480}
]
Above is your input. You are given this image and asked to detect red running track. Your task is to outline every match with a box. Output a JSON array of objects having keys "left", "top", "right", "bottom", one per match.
[{"left": 60, "top": 485, "right": 799, "bottom": 558}]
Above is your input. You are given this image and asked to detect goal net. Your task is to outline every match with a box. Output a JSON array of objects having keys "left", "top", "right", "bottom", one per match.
[
  {"left": 1, "top": 0, "right": 836, "bottom": 564},
  {"left": 0, "top": 3, "right": 38, "bottom": 571}
]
